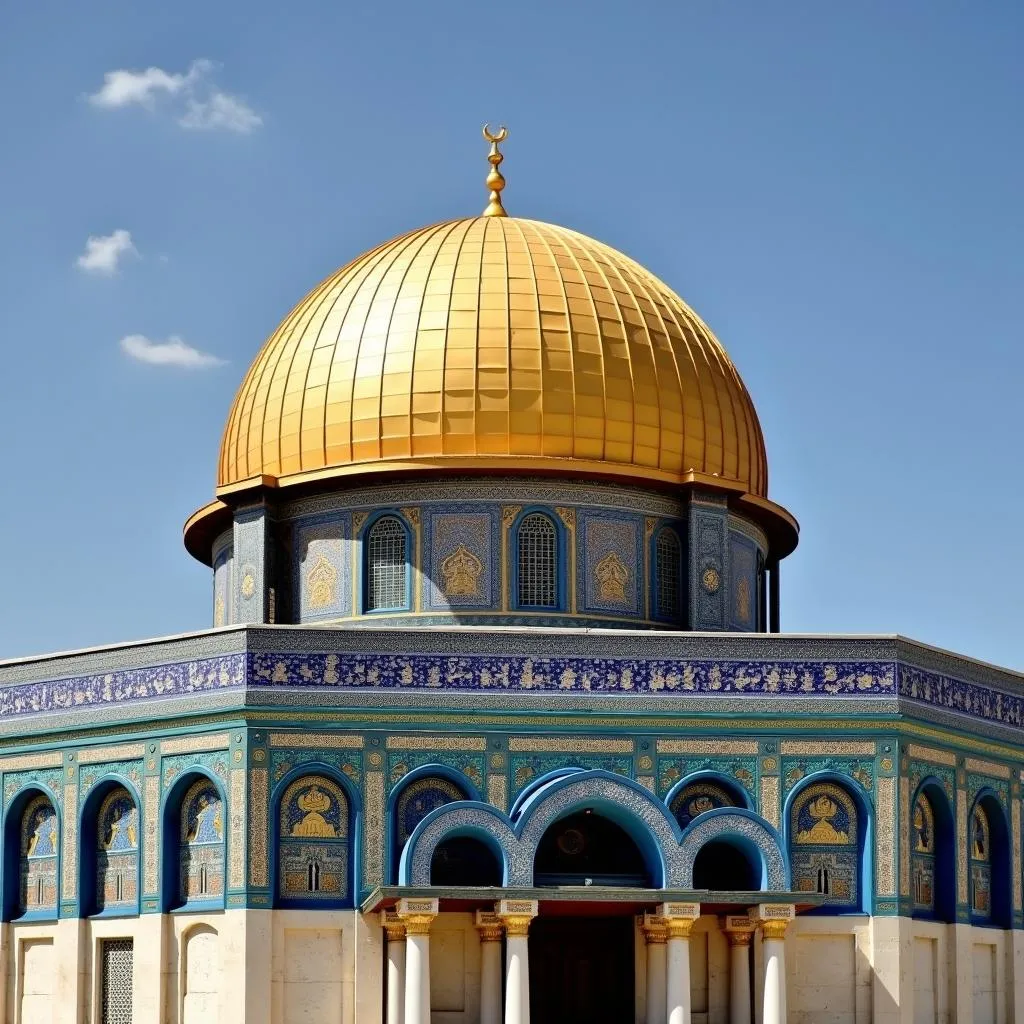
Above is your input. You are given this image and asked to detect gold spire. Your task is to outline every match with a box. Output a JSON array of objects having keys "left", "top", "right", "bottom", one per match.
[{"left": 482, "top": 124, "right": 508, "bottom": 217}]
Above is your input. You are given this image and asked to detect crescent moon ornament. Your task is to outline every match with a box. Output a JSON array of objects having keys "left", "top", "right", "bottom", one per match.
[{"left": 482, "top": 124, "right": 508, "bottom": 143}]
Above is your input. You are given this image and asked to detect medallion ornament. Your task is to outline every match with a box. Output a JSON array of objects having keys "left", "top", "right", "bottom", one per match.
[
  {"left": 701, "top": 566, "right": 721, "bottom": 594},
  {"left": 595, "top": 551, "right": 629, "bottom": 603},
  {"left": 306, "top": 554, "right": 338, "bottom": 610},
  {"left": 441, "top": 545, "right": 484, "bottom": 598}
]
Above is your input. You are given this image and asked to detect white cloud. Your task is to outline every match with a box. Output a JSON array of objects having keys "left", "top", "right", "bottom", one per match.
[
  {"left": 179, "top": 91, "right": 262, "bottom": 134},
  {"left": 76, "top": 229, "right": 138, "bottom": 275},
  {"left": 120, "top": 335, "right": 225, "bottom": 369},
  {"left": 88, "top": 60, "right": 259, "bottom": 133},
  {"left": 88, "top": 60, "right": 207, "bottom": 109}
]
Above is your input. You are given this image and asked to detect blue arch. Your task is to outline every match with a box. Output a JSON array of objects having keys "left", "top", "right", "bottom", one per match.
[
  {"left": 359, "top": 510, "right": 414, "bottom": 615},
  {"left": 783, "top": 771, "right": 873, "bottom": 914},
  {"left": 664, "top": 770, "right": 754, "bottom": 823},
  {"left": 78, "top": 774, "right": 143, "bottom": 918},
  {"left": 678, "top": 807, "right": 789, "bottom": 890},
  {"left": 1, "top": 781, "right": 63, "bottom": 922},
  {"left": 509, "top": 767, "right": 585, "bottom": 820},
  {"left": 649, "top": 522, "right": 684, "bottom": 623},
  {"left": 969, "top": 787, "right": 1011, "bottom": 929},
  {"left": 270, "top": 762, "right": 363, "bottom": 908},
  {"left": 399, "top": 801, "right": 514, "bottom": 885},
  {"left": 385, "top": 764, "right": 479, "bottom": 884},
  {"left": 509, "top": 506, "right": 568, "bottom": 612},
  {"left": 160, "top": 767, "right": 228, "bottom": 913},
  {"left": 910, "top": 776, "right": 955, "bottom": 923}
]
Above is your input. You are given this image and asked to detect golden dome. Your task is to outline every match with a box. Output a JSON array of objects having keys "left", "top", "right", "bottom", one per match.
[{"left": 217, "top": 216, "right": 770, "bottom": 498}]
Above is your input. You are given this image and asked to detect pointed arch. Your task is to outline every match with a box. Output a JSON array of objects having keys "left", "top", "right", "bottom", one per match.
[
  {"left": 664, "top": 770, "right": 752, "bottom": 831},
  {"left": 161, "top": 769, "right": 227, "bottom": 912},
  {"left": 678, "top": 808, "right": 788, "bottom": 890},
  {"left": 2, "top": 785, "right": 61, "bottom": 920},
  {"left": 79, "top": 776, "right": 142, "bottom": 917},
  {"left": 969, "top": 789, "right": 1010, "bottom": 928},
  {"left": 784, "top": 772, "right": 872, "bottom": 914},
  {"left": 910, "top": 777, "right": 954, "bottom": 922},
  {"left": 270, "top": 762, "right": 362, "bottom": 908}
]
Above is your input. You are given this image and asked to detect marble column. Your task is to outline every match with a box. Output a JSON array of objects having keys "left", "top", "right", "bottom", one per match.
[
  {"left": 756, "top": 904, "right": 794, "bottom": 1024},
  {"left": 642, "top": 914, "right": 668, "bottom": 1024},
  {"left": 497, "top": 899, "right": 538, "bottom": 1024},
  {"left": 382, "top": 911, "right": 407, "bottom": 1024},
  {"left": 661, "top": 902, "right": 700, "bottom": 1024},
  {"left": 475, "top": 911, "right": 504, "bottom": 1024},
  {"left": 397, "top": 898, "right": 438, "bottom": 1024},
  {"left": 723, "top": 916, "right": 755, "bottom": 1024}
]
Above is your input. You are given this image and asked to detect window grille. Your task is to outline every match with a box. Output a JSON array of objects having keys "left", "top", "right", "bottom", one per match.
[
  {"left": 100, "top": 939, "right": 133, "bottom": 1024},
  {"left": 655, "top": 529, "right": 681, "bottom": 619},
  {"left": 517, "top": 514, "right": 557, "bottom": 608},
  {"left": 367, "top": 517, "right": 407, "bottom": 611}
]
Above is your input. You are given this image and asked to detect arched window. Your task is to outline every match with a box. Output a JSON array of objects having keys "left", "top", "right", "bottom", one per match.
[
  {"left": 18, "top": 794, "right": 58, "bottom": 916},
  {"left": 366, "top": 516, "right": 408, "bottom": 611},
  {"left": 96, "top": 787, "right": 139, "bottom": 914},
  {"left": 178, "top": 779, "right": 225, "bottom": 908},
  {"left": 516, "top": 512, "right": 558, "bottom": 608},
  {"left": 392, "top": 775, "right": 467, "bottom": 882},
  {"left": 277, "top": 775, "right": 351, "bottom": 905},
  {"left": 654, "top": 528, "right": 682, "bottom": 622},
  {"left": 669, "top": 780, "right": 741, "bottom": 830},
  {"left": 788, "top": 781, "right": 863, "bottom": 912}
]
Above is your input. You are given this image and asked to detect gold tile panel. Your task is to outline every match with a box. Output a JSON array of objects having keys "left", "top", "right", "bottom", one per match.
[
  {"left": 779, "top": 741, "right": 875, "bottom": 756},
  {"left": 964, "top": 757, "right": 1010, "bottom": 780},
  {"left": 906, "top": 744, "right": 956, "bottom": 767},
  {"left": 386, "top": 735, "right": 486, "bottom": 751},
  {"left": 509, "top": 737, "right": 632, "bottom": 753},
  {"left": 658, "top": 739, "right": 758, "bottom": 755},
  {"left": 218, "top": 217, "right": 767, "bottom": 497}
]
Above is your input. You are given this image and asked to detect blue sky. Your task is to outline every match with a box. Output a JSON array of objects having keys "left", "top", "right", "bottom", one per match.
[{"left": 0, "top": 1, "right": 1021, "bottom": 667}]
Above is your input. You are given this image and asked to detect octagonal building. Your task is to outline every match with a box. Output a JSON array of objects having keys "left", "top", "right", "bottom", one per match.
[{"left": 2, "top": 134, "right": 1022, "bottom": 1024}]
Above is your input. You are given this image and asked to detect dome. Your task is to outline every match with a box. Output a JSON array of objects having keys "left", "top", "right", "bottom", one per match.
[{"left": 217, "top": 216, "right": 768, "bottom": 497}]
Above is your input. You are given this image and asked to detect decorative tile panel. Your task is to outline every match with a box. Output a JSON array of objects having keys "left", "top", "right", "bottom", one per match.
[
  {"left": 364, "top": 771, "right": 385, "bottom": 888},
  {"left": 424, "top": 509, "right": 498, "bottom": 610},
  {"left": 79, "top": 744, "right": 145, "bottom": 765},
  {"left": 906, "top": 744, "right": 956, "bottom": 766},
  {"left": 658, "top": 739, "right": 758, "bottom": 755},
  {"left": 295, "top": 514, "right": 352, "bottom": 621},
  {"left": 248, "top": 768, "right": 268, "bottom": 888},
  {"left": 269, "top": 732, "right": 364, "bottom": 749},
  {"left": 964, "top": 758, "right": 1010, "bottom": 780},
  {"left": 780, "top": 741, "right": 876, "bottom": 756},
  {"left": 162, "top": 734, "right": 229, "bottom": 755},
  {"left": 579, "top": 512, "right": 642, "bottom": 616},
  {"left": 760, "top": 775, "right": 780, "bottom": 830},
  {"left": 143, "top": 776, "right": 159, "bottom": 894},
  {"left": 386, "top": 736, "right": 486, "bottom": 751},
  {"left": 229, "top": 769, "right": 245, "bottom": 889}
]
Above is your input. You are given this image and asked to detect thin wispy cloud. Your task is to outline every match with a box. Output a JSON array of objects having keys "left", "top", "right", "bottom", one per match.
[
  {"left": 120, "top": 335, "right": 225, "bottom": 369},
  {"left": 88, "top": 60, "right": 261, "bottom": 134},
  {"left": 76, "top": 230, "right": 138, "bottom": 275}
]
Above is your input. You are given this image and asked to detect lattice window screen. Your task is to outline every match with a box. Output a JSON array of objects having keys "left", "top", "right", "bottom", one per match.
[
  {"left": 656, "top": 529, "right": 681, "bottom": 619},
  {"left": 367, "top": 517, "right": 408, "bottom": 610},
  {"left": 517, "top": 513, "right": 557, "bottom": 607},
  {"left": 100, "top": 939, "right": 133, "bottom": 1024}
]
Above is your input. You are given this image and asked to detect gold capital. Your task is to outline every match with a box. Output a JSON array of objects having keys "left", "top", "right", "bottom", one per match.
[
  {"left": 727, "top": 930, "right": 753, "bottom": 947},
  {"left": 760, "top": 919, "right": 789, "bottom": 941},
  {"left": 641, "top": 914, "right": 668, "bottom": 944},
  {"left": 401, "top": 913, "right": 436, "bottom": 936},
  {"left": 482, "top": 124, "right": 509, "bottom": 217},
  {"left": 666, "top": 918, "right": 696, "bottom": 940},
  {"left": 499, "top": 914, "right": 534, "bottom": 937}
]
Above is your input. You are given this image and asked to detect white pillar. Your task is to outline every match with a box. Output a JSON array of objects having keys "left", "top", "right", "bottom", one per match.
[
  {"left": 475, "top": 911, "right": 504, "bottom": 1024},
  {"left": 661, "top": 902, "right": 700, "bottom": 1024},
  {"left": 382, "top": 911, "right": 407, "bottom": 1024},
  {"left": 756, "top": 905, "right": 794, "bottom": 1024},
  {"left": 642, "top": 914, "right": 668, "bottom": 1024},
  {"left": 397, "top": 898, "right": 438, "bottom": 1024},
  {"left": 723, "top": 916, "right": 754, "bottom": 1024},
  {"left": 497, "top": 899, "right": 538, "bottom": 1024}
]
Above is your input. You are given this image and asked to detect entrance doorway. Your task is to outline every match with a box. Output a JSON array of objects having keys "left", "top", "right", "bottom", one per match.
[{"left": 529, "top": 916, "right": 634, "bottom": 1024}]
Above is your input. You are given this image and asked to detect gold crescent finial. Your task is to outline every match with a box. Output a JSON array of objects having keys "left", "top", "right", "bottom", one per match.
[{"left": 481, "top": 123, "right": 508, "bottom": 217}]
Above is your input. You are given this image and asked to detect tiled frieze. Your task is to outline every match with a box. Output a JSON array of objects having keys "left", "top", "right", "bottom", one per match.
[
  {"left": 0, "top": 752, "right": 62, "bottom": 771},
  {"left": 657, "top": 758, "right": 757, "bottom": 798},
  {"left": 78, "top": 744, "right": 145, "bottom": 764},
  {"left": 779, "top": 741, "right": 876, "bottom": 756},
  {"left": 657, "top": 739, "right": 758, "bottom": 754},
  {"left": 387, "top": 752, "right": 484, "bottom": 791},
  {"left": 906, "top": 743, "right": 956, "bottom": 766},
  {"left": 161, "top": 733, "right": 229, "bottom": 755},
  {"left": 782, "top": 757, "right": 874, "bottom": 795},
  {"left": 964, "top": 757, "right": 1011, "bottom": 779},
  {"left": 269, "top": 732, "right": 364, "bottom": 749},
  {"left": 508, "top": 737, "right": 632, "bottom": 753},
  {"left": 512, "top": 755, "right": 631, "bottom": 794},
  {"left": 386, "top": 735, "right": 486, "bottom": 751}
]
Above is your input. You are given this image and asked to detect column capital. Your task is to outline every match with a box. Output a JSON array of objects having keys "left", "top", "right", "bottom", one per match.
[
  {"left": 722, "top": 914, "right": 755, "bottom": 945},
  {"left": 754, "top": 902, "right": 794, "bottom": 940},
  {"left": 397, "top": 897, "right": 439, "bottom": 936},
  {"left": 381, "top": 909, "right": 407, "bottom": 942},
  {"left": 496, "top": 898, "right": 538, "bottom": 937},
  {"left": 641, "top": 913, "right": 668, "bottom": 944},
  {"left": 475, "top": 910, "right": 505, "bottom": 943},
  {"left": 659, "top": 901, "right": 700, "bottom": 939}
]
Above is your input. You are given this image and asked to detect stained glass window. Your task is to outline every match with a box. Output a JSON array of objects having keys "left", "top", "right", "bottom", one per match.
[
  {"left": 517, "top": 513, "right": 557, "bottom": 608},
  {"left": 366, "top": 517, "right": 408, "bottom": 611}
]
